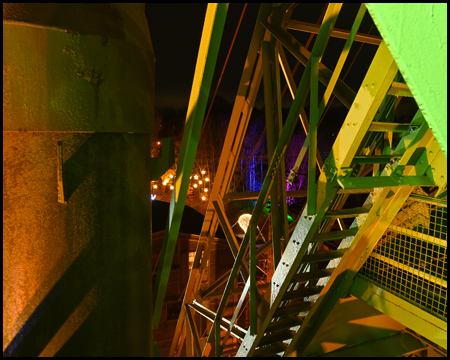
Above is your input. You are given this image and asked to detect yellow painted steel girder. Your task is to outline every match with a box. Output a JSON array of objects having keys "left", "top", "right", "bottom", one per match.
[
  {"left": 169, "top": 4, "right": 273, "bottom": 356},
  {"left": 152, "top": 3, "right": 228, "bottom": 329},
  {"left": 171, "top": 3, "right": 446, "bottom": 357},
  {"left": 285, "top": 125, "right": 442, "bottom": 356},
  {"left": 236, "top": 37, "right": 398, "bottom": 356}
]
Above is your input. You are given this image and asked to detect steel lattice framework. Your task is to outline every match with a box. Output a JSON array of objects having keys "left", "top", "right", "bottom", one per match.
[{"left": 152, "top": 3, "right": 447, "bottom": 357}]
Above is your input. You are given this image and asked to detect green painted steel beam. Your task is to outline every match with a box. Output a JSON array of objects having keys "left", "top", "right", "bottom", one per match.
[
  {"left": 152, "top": 3, "right": 227, "bottom": 329},
  {"left": 262, "top": 40, "right": 282, "bottom": 267},
  {"left": 212, "top": 5, "right": 343, "bottom": 355},
  {"left": 366, "top": 3, "right": 447, "bottom": 158},
  {"left": 321, "top": 331, "right": 428, "bottom": 357},
  {"left": 285, "top": 123, "right": 441, "bottom": 356},
  {"left": 286, "top": 19, "right": 382, "bottom": 45},
  {"left": 281, "top": 41, "right": 401, "bottom": 356},
  {"left": 153, "top": 338, "right": 162, "bottom": 357},
  {"left": 189, "top": 301, "right": 246, "bottom": 341},
  {"left": 350, "top": 275, "right": 447, "bottom": 349},
  {"left": 236, "top": 4, "right": 344, "bottom": 355},
  {"left": 249, "top": 223, "right": 257, "bottom": 336},
  {"left": 262, "top": 19, "right": 356, "bottom": 109},
  {"left": 199, "top": 268, "right": 232, "bottom": 299},
  {"left": 277, "top": 43, "right": 323, "bottom": 170},
  {"left": 321, "top": 3, "right": 367, "bottom": 112},
  {"left": 270, "top": 34, "right": 290, "bottom": 257},
  {"left": 337, "top": 174, "right": 435, "bottom": 189},
  {"left": 211, "top": 198, "right": 250, "bottom": 283},
  {"left": 169, "top": 5, "right": 272, "bottom": 355},
  {"left": 150, "top": 137, "right": 175, "bottom": 180},
  {"left": 262, "top": 31, "right": 290, "bottom": 267},
  {"left": 308, "top": 56, "right": 319, "bottom": 215},
  {"left": 309, "top": 5, "right": 366, "bottom": 215},
  {"left": 218, "top": 279, "right": 251, "bottom": 356},
  {"left": 184, "top": 304, "right": 202, "bottom": 357},
  {"left": 203, "top": 212, "right": 253, "bottom": 353}
]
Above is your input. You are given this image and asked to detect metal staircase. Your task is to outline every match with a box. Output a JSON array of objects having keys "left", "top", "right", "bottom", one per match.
[
  {"left": 169, "top": 3, "right": 447, "bottom": 357},
  {"left": 237, "top": 118, "right": 441, "bottom": 357}
]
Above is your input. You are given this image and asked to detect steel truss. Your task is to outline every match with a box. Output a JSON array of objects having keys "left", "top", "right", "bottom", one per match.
[{"left": 169, "top": 3, "right": 447, "bottom": 357}]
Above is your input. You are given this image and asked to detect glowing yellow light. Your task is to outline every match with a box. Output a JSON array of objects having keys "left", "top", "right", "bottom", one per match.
[
  {"left": 205, "top": 177, "right": 210, "bottom": 182},
  {"left": 201, "top": 170, "right": 206, "bottom": 175},
  {"left": 163, "top": 181, "right": 168, "bottom": 185},
  {"left": 201, "top": 196, "right": 206, "bottom": 201},
  {"left": 169, "top": 174, "right": 173, "bottom": 179},
  {"left": 157, "top": 141, "right": 161, "bottom": 145},
  {"left": 198, "top": 180, "right": 203, "bottom": 185},
  {"left": 238, "top": 214, "right": 252, "bottom": 232},
  {"left": 204, "top": 188, "right": 208, "bottom": 192},
  {"left": 194, "top": 175, "right": 199, "bottom": 180},
  {"left": 193, "top": 184, "right": 198, "bottom": 188},
  {"left": 170, "top": 185, "right": 174, "bottom": 190},
  {"left": 153, "top": 184, "right": 158, "bottom": 189}
]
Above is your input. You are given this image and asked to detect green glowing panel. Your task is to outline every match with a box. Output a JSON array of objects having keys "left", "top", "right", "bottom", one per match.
[{"left": 366, "top": 3, "right": 447, "bottom": 158}]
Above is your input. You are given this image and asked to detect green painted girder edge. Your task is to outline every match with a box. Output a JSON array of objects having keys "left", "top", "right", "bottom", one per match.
[
  {"left": 184, "top": 304, "right": 202, "bottom": 356},
  {"left": 150, "top": 137, "right": 175, "bottom": 181},
  {"left": 152, "top": 3, "right": 228, "bottom": 329},
  {"left": 284, "top": 123, "right": 436, "bottom": 357},
  {"left": 337, "top": 175, "right": 435, "bottom": 189},
  {"left": 169, "top": 5, "right": 272, "bottom": 352},
  {"left": 262, "top": 40, "right": 282, "bottom": 268},
  {"left": 236, "top": 4, "right": 344, "bottom": 356},
  {"left": 366, "top": 3, "right": 447, "bottom": 158},
  {"left": 153, "top": 338, "right": 162, "bottom": 357},
  {"left": 307, "top": 55, "right": 319, "bottom": 215},
  {"left": 319, "top": 332, "right": 427, "bottom": 357},
  {"left": 282, "top": 41, "right": 401, "bottom": 356},
  {"left": 249, "top": 223, "right": 257, "bottom": 336},
  {"left": 350, "top": 274, "right": 447, "bottom": 350}
]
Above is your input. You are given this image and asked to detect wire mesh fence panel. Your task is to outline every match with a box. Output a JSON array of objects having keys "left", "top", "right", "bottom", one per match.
[{"left": 359, "top": 188, "right": 447, "bottom": 321}]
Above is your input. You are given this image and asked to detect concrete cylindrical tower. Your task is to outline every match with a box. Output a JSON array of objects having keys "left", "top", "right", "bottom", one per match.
[{"left": 3, "top": 3, "right": 154, "bottom": 356}]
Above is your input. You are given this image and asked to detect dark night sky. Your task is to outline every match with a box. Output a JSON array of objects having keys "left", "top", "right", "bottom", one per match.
[
  {"left": 145, "top": 3, "right": 260, "bottom": 109},
  {"left": 144, "top": 4, "right": 404, "bottom": 115}
]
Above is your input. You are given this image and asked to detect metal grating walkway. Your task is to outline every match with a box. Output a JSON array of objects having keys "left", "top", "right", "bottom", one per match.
[{"left": 359, "top": 190, "right": 447, "bottom": 321}]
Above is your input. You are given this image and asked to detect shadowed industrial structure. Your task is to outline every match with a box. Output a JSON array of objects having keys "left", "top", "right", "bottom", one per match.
[{"left": 3, "top": 3, "right": 447, "bottom": 357}]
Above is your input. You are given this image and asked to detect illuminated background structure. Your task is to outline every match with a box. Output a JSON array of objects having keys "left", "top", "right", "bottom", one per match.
[{"left": 3, "top": 3, "right": 447, "bottom": 357}]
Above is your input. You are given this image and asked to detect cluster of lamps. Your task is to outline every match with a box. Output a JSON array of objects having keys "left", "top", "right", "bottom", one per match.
[
  {"left": 190, "top": 170, "right": 210, "bottom": 201},
  {"left": 151, "top": 168, "right": 211, "bottom": 202},
  {"left": 151, "top": 173, "right": 174, "bottom": 194}
]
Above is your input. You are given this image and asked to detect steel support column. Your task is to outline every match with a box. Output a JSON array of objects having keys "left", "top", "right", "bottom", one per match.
[
  {"left": 285, "top": 124, "right": 442, "bottom": 356},
  {"left": 152, "top": 3, "right": 227, "bottom": 328},
  {"left": 3, "top": 3, "right": 155, "bottom": 356},
  {"left": 169, "top": 4, "right": 272, "bottom": 356},
  {"left": 349, "top": 275, "right": 447, "bottom": 349},
  {"left": 366, "top": 3, "right": 447, "bottom": 157}
]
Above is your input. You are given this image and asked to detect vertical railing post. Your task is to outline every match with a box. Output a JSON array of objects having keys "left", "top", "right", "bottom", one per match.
[
  {"left": 249, "top": 222, "right": 258, "bottom": 335},
  {"left": 153, "top": 3, "right": 228, "bottom": 329},
  {"left": 262, "top": 40, "right": 282, "bottom": 268},
  {"left": 308, "top": 56, "right": 319, "bottom": 215},
  {"left": 215, "top": 322, "right": 221, "bottom": 357}
]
